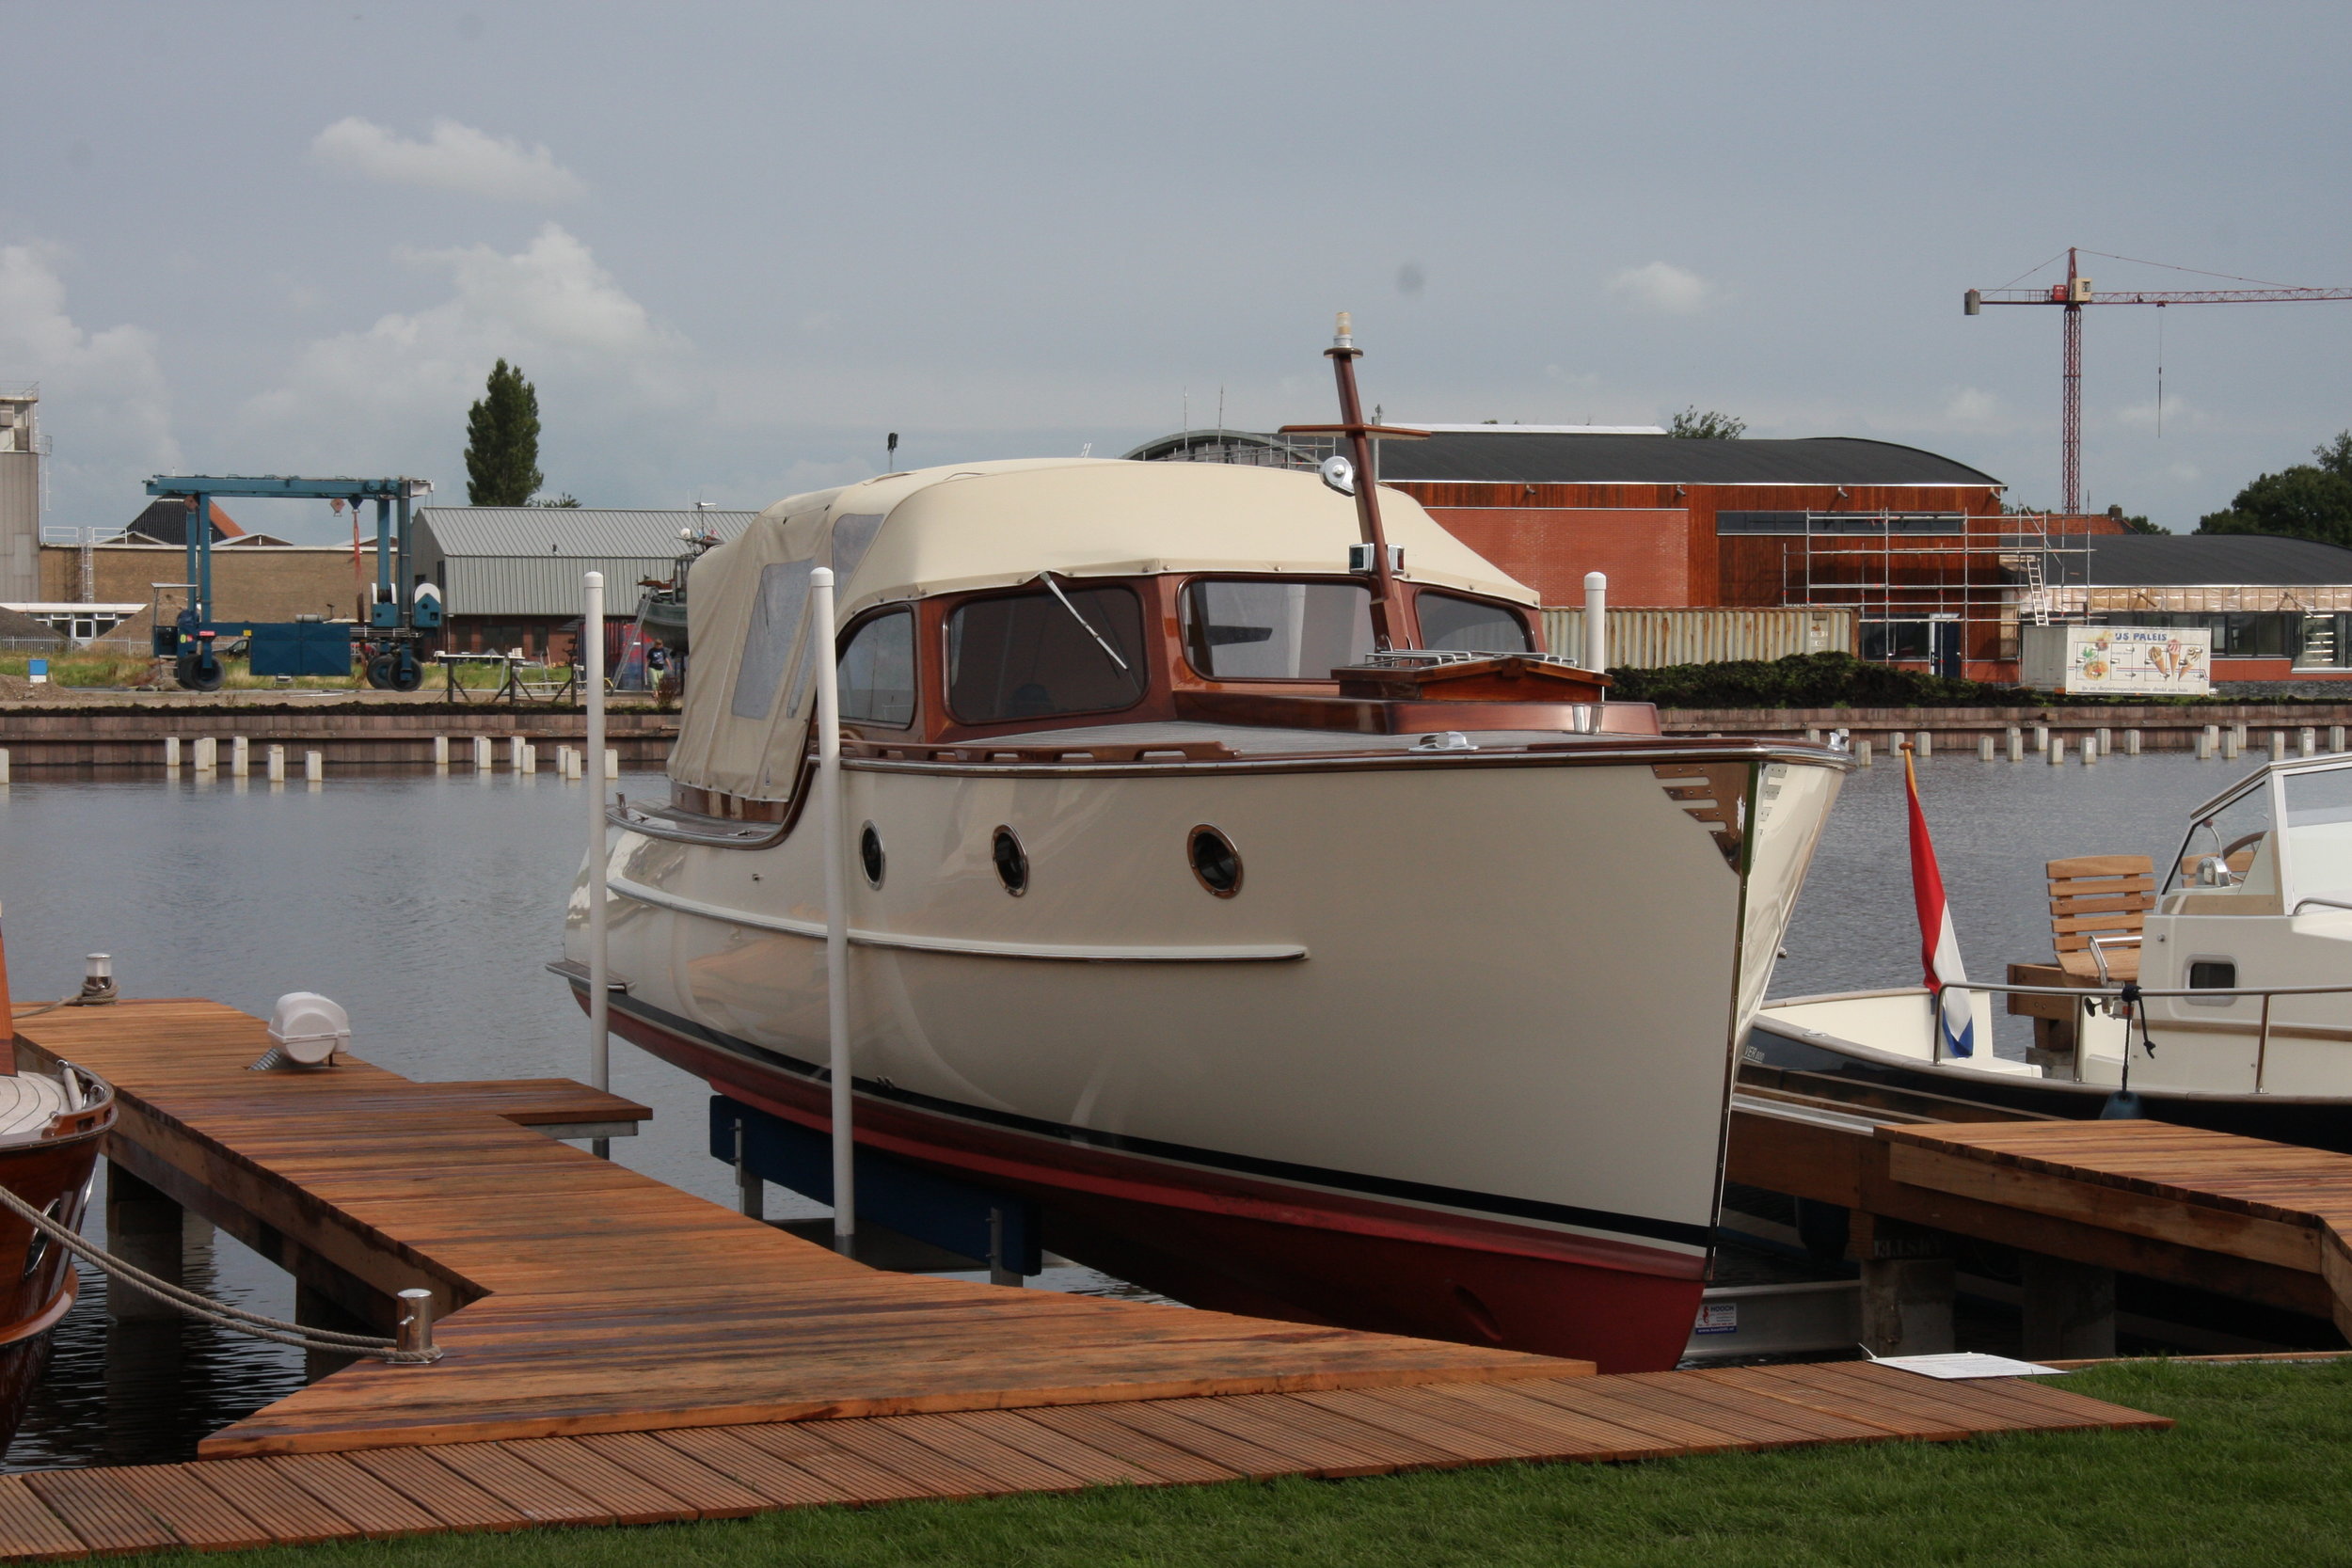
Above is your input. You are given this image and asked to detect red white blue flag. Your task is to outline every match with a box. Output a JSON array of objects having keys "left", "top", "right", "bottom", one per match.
[{"left": 1904, "top": 746, "right": 1976, "bottom": 1059}]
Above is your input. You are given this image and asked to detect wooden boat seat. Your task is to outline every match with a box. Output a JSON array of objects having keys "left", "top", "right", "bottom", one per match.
[{"left": 2049, "top": 853, "right": 2152, "bottom": 985}]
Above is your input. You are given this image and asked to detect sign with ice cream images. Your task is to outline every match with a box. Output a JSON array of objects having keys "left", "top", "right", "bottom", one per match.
[{"left": 2022, "top": 625, "right": 2212, "bottom": 695}]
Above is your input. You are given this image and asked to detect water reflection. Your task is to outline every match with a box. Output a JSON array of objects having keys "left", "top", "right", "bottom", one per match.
[{"left": 0, "top": 752, "right": 2258, "bottom": 1465}]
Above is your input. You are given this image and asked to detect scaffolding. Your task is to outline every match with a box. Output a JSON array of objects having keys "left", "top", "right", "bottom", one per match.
[{"left": 1777, "top": 512, "right": 2092, "bottom": 667}]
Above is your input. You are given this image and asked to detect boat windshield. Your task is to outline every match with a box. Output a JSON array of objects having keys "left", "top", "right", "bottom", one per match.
[
  {"left": 2283, "top": 764, "right": 2352, "bottom": 906},
  {"left": 1418, "top": 591, "right": 1533, "bottom": 654},
  {"left": 1181, "top": 579, "right": 1372, "bottom": 679},
  {"left": 947, "top": 585, "right": 1148, "bottom": 722},
  {"left": 2167, "top": 777, "right": 2279, "bottom": 909}
]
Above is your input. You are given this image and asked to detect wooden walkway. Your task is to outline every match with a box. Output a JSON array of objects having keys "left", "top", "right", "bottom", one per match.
[
  {"left": 0, "top": 1361, "right": 2166, "bottom": 1558},
  {"left": 0, "top": 1001, "right": 2172, "bottom": 1557},
  {"left": 1879, "top": 1118, "right": 2352, "bottom": 1339},
  {"left": 12, "top": 1002, "right": 1572, "bottom": 1459}
]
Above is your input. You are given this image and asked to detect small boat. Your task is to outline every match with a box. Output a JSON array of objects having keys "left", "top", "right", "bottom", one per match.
[
  {"left": 636, "top": 526, "right": 724, "bottom": 654},
  {"left": 1750, "top": 752, "right": 2352, "bottom": 1150},
  {"left": 0, "top": 1060, "right": 113, "bottom": 1456},
  {"left": 564, "top": 325, "right": 1851, "bottom": 1371}
]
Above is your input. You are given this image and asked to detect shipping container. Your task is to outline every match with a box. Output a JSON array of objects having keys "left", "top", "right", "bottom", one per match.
[{"left": 1540, "top": 607, "right": 1854, "bottom": 669}]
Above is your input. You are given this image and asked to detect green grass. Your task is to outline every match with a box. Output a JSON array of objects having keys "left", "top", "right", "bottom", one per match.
[
  {"left": 0, "top": 653, "right": 518, "bottom": 691},
  {"left": 96, "top": 1361, "right": 2352, "bottom": 1567}
]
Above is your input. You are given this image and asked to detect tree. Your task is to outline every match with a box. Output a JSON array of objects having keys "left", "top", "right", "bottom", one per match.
[
  {"left": 2198, "top": 431, "right": 2352, "bottom": 546},
  {"left": 464, "top": 359, "right": 544, "bottom": 506},
  {"left": 2105, "top": 504, "right": 2165, "bottom": 535},
  {"left": 1668, "top": 405, "right": 1745, "bottom": 439},
  {"left": 532, "top": 493, "right": 581, "bottom": 508}
]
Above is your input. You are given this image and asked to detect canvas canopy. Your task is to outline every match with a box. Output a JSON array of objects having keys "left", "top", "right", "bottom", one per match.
[{"left": 668, "top": 457, "right": 1535, "bottom": 800}]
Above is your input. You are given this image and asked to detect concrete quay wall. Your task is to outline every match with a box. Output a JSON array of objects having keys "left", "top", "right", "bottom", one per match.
[
  {"left": 0, "top": 705, "right": 679, "bottom": 769},
  {"left": 1659, "top": 704, "right": 2352, "bottom": 750}
]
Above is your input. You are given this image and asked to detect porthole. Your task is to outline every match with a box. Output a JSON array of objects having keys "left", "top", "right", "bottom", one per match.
[
  {"left": 859, "top": 822, "right": 886, "bottom": 888},
  {"left": 992, "top": 826, "right": 1028, "bottom": 895},
  {"left": 1188, "top": 826, "right": 1242, "bottom": 896}
]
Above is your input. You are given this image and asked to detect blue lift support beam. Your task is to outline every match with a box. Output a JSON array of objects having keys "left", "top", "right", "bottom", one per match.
[{"left": 143, "top": 474, "right": 437, "bottom": 689}]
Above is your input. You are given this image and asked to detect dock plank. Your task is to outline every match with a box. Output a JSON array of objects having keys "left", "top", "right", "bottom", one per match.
[{"left": 0, "top": 1478, "right": 89, "bottom": 1563}]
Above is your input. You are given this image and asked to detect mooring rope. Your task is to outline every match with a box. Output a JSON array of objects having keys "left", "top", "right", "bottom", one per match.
[{"left": 0, "top": 1181, "right": 441, "bottom": 1363}]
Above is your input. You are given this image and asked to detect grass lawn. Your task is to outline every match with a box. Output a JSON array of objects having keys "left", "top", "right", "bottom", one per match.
[{"left": 93, "top": 1361, "right": 2352, "bottom": 1567}]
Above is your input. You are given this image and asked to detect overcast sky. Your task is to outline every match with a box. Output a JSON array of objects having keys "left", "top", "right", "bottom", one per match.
[{"left": 5, "top": 1, "right": 2349, "bottom": 542}]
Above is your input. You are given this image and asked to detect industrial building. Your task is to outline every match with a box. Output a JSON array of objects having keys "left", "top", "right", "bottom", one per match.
[
  {"left": 1132, "top": 425, "right": 2133, "bottom": 680},
  {"left": 414, "top": 507, "right": 755, "bottom": 659},
  {"left": 0, "top": 388, "right": 42, "bottom": 602},
  {"left": 2040, "top": 533, "right": 2352, "bottom": 682}
]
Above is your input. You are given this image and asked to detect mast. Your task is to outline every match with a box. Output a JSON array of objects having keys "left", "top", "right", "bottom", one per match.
[{"left": 1279, "top": 313, "right": 1428, "bottom": 650}]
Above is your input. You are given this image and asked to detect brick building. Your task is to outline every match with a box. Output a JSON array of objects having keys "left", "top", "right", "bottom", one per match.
[{"left": 1132, "top": 426, "right": 2129, "bottom": 680}]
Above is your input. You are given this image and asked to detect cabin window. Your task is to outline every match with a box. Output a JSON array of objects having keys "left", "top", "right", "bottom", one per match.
[
  {"left": 946, "top": 584, "right": 1148, "bottom": 723},
  {"left": 729, "top": 560, "right": 814, "bottom": 721},
  {"left": 1416, "top": 591, "right": 1532, "bottom": 655},
  {"left": 1181, "top": 579, "right": 1372, "bottom": 679},
  {"left": 2283, "top": 767, "right": 2352, "bottom": 905},
  {"left": 838, "top": 610, "right": 916, "bottom": 727}
]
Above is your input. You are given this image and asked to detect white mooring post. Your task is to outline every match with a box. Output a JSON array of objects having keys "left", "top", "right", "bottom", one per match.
[
  {"left": 230, "top": 736, "right": 248, "bottom": 777},
  {"left": 811, "top": 566, "right": 854, "bottom": 1257},
  {"left": 1854, "top": 738, "right": 1872, "bottom": 768},
  {"left": 303, "top": 750, "right": 323, "bottom": 783},
  {"left": 2049, "top": 736, "right": 2065, "bottom": 766},
  {"left": 2007, "top": 726, "right": 2023, "bottom": 763},
  {"left": 2082, "top": 733, "right": 2099, "bottom": 765},
  {"left": 433, "top": 735, "right": 449, "bottom": 769},
  {"left": 1979, "top": 736, "right": 1994, "bottom": 762},
  {"left": 508, "top": 736, "right": 526, "bottom": 771},
  {"left": 2273, "top": 731, "right": 2288, "bottom": 759},
  {"left": 2302, "top": 727, "right": 2318, "bottom": 758},
  {"left": 2095, "top": 727, "right": 2111, "bottom": 756},
  {"left": 1582, "top": 572, "right": 1607, "bottom": 674},
  {"left": 2335, "top": 725, "right": 2348, "bottom": 753},
  {"left": 164, "top": 736, "right": 181, "bottom": 769},
  {"left": 265, "top": 744, "right": 284, "bottom": 782},
  {"left": 2126, "top": 729, "right": 2141, "bottom": 755},
  {"left": 2033, "top": 724, "right": 2049, "bottom": 754},
  {"left": 472, "top": 736, "right": 491, "bottom": 770},
  {"left": 584, "top": 573, "right": 611, "bottom": 1159},
  {"left": 2197, "top": 729, "right": 2214, "bottom": 760}
]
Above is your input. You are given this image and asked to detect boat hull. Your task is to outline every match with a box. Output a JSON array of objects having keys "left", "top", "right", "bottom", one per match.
[{"left": 572, "top": 741, "right": 1846, "bottom": 1370}]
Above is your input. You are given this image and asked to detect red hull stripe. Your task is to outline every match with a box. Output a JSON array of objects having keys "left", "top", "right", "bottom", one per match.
[{"left": 582, "top": 981, "right": 1715, "bottom": 1257}]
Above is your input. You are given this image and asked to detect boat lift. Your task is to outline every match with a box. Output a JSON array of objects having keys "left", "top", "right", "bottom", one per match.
[{"left": 143, "top": 474, "right": 439, "bottom": 690}]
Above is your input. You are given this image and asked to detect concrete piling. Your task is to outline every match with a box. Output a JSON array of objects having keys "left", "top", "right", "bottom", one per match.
[
  {"left": 1855, "top": 739, "right": 1872, "bottom": 768},
  {"left": 230, "top": 736, "right": 249, "bottom": 778},
  {"left": 303, "top": 750, "right": 323, "bottom": 784},
  {"left": 1915, "top": 731, "right": 1931, "bottom": 758},
  {"left": 2082, "top": 734, "right": 2099, "bottom": 765},
  {"left": 2095, "top": 727, "right": 2111, "bottom": 756},
  {"left": 2049, "top": 736, "right": 2065, "bottom": 766},
  {"left": 508, "top": 736, "right": 526, "bottom": 771},
  {"left": 2224, "top": 729, "right": 2242, "bottom": 760},
  {"left": 605, "top": 748, "right": 620, "bottom": 779},
  {"left": 521, "top": 744, "right": 537, "bottom": 774},
  {"left": 2033, "top": 724, "right": 2049, "bottom": 754},
  {"left": 2007, "top": 726, "right": 2023, "bottom": 763},
  {"left": 2273, "top": 731, "right": 2289, "bottom": 759},
  {"left": 164, "top": 736, "right": 181, "bottom": 769},
  {"left": 1979, "top": 736, "right": 1994, "bottom": 761},
  {"left": 433, "top": 736, "right": 450, "bottom": 769},
  {"left": 2302, "top": 727, "right": 2318, "bottom": 758},
  {"left": 2198, "top": 729, "right": 2214, "bottom": 760},
  {"left": 472, "top": 736, "right": 492, "bottom": 770},
  {"left": 2335, "top": 726, "right": 2348, "bottom": 754},
  {"left": 265, "top": 744, "right": 285, "bottom": 783},
  {"left": 2125, "top": 729, "right": 2142, "bottom": 755}
]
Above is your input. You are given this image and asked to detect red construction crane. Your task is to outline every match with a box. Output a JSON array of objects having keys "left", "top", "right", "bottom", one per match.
[{"left": 1965, "top": 246, "right": 2352, "bottom": 515}]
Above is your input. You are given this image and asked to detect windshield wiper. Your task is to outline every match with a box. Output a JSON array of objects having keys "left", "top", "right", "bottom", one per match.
[{"left": 1034, "top": 572, "right": 1133, "bottom": 678}]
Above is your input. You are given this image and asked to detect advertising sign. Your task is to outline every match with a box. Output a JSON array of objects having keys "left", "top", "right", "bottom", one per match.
[{"left": 2022, "top": 625, "right": 2211, "bottom": 695}]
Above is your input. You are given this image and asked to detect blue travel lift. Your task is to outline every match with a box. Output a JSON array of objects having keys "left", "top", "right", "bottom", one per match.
[{"left": 144, "top": 474, "right": 442, "bottom": 690}]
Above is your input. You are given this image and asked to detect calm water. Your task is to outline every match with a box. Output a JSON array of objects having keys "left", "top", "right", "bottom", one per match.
[{"left": 0, "top": 749, "right": 2263, "bottom": 1466}]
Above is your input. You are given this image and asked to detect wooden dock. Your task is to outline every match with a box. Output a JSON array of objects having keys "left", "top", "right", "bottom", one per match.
[
  {"left": 0, "top": 1001, "right": 2170, "bottom": 1556},
  {"left": 1730, "top": 1069, "right": 2352, "bottom": 1337},
  {"left": 0, "top": 1360, "right": 2164, "bottom": 1559}
]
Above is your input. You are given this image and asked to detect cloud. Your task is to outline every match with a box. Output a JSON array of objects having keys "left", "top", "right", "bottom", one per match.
[
  {"left": 1941, "top": 387, "right": 2004, "bottom": 429},
  {"left": 2114, "top": 396, "right": 2199, "bottom": 432},
  {"left": 310, "top": 118, "right": 586, "bottom": 204},
  {"left": 239, "top": 224, "right": 690, "bottom": 476},
  {"left": 1607, "top": 261, "right": 1716, "bottom": 316},
  {"left": 0, "top": 243, "right": 180, "bottom": 520}
]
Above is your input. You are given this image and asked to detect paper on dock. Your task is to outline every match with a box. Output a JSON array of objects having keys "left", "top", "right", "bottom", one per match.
[{"left": 1868, "top": 1352, "right": 2067, "bottom": 1379}]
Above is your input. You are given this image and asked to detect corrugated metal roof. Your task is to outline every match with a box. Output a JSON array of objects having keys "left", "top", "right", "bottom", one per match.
[
  {"left": 416, "top": 507, "right": 755, "bottom": 558},
  {"left": 1374, "top": 433, "right": 2000, "bottom": 487},
  {"left": 2059, "top": 532, "right": 2352, "bottom": 587},
  {"left": 413, "top": 508, "right": 756, "bottom": 619}
]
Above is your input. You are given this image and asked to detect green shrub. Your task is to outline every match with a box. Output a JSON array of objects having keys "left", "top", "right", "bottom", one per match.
[{"left": 1607, "top": 652, "right": 2026, "bottom": 708}]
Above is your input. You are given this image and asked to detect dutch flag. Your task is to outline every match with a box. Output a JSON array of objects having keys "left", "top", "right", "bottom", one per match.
[{"left": 1904, "top": 745, "right": 1976, "bottom": 1059}]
